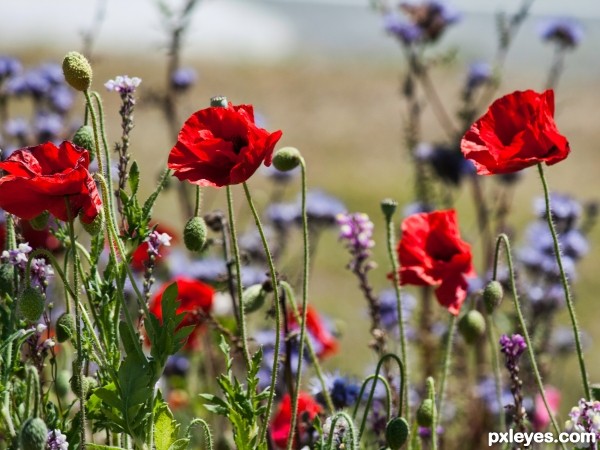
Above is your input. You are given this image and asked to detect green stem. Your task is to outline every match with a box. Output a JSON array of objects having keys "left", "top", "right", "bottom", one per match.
[
  {"left": 436, "top": 314, "right": 456, "bottom": 422},
  {"left": 281, "top": 281, "right": 334, "bottom": 413},
  {"left": 242, "top": 182, "right": 282, "bottom": 446},
  {"left": 286, "top": 159, "right": 310, "bottom": 450},
  {"left": 325, "top": 412, "right": 359, "bottom": 450},
  {"left": 92, "top": 91, "right": 117, "bottom": 222},
  {"left": 186, "top": 418, "right": 214, "bottom": 450},
  {"left": 485, "top": 312, "right": 506, "bottom": 432},
  {"left": 194, "top": 185, "right": 202, "bottom": 217},
  {"left": 493, "top": 234, "right": 566, "bottom": 450},
  {"left": 66, "top": 209, "right": 86, "bottom": 449},
  {"left": 383, "top": 203, "right": 409, "bottom": 418},
  {"left": 537, "top": 163, "right": 590, "bottom": 399},
  {"left": 427, "top": 377, "right": 438, "bottom": 450},
  {"left": 352, "top": 374, "right": 392, "bottom": 422},
  {"left": 225, "top": 186, "right": 251, "bottom": 369}
]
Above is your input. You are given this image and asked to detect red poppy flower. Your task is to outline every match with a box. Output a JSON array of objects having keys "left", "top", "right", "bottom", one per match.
[
  {"left": 288, "top": 305, "right": 338, "bottom": 359},
  {"left": 20, "top": 220, "right": 61, "bottom": 252},
  {"left": 148, "top": 277, "right": 214, "bottom": 350},
  {"left": 461, "top": 90, "right": 570, "bottom": 175},
  {"left": 396, "top": 210, "right": 475, "bottom": 315},
  {"left": 270, "top": 392, "right": 321, "bottom": 449},
  {"left": 168, "top": 103, "right": 283, "bottom": 187},
  {"left": 0, "top": 142, "right": 102, "bottom": 223}
]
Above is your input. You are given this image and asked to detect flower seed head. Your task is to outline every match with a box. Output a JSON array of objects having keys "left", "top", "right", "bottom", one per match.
[
  {"left": 62, "top": 51, "right": 92, "bottom": 92},
  {"left": 210, "top": 95, "right": 228, "bottom": 108},
  {"left": 183, "top": 216, "right": 208, "bottom": 252}
]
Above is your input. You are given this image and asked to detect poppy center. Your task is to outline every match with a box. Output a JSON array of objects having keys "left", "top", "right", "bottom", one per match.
[{"left": 231, "top": 135, "right": 248, "bottom": 154}]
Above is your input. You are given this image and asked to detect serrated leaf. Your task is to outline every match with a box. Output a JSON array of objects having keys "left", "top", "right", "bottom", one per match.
[
  {"left": 119, "top": 189, "right": 130, "bottom": 206},
  {"left": 154, "top": 406, "right": 178, "bottom": 450},
  {"left": 128, "top": 161, "right": 140, "bottom": 195},
  {"left": 168, "top": 439, "right": 190, "bottom": 450},
  {"left": 94, "top": 387, "right": 121, "bottom": 410}
]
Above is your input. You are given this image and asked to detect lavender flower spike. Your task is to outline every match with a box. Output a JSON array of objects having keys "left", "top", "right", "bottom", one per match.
[{"left": 105, "top": 75, "right": 141, "bottom": 94}]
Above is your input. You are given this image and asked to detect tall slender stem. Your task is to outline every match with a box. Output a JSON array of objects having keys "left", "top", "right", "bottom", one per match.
[
  {"left": 286, "top": 159, "right": 310, "bottom": 450},
  {"left": 225, "top": 186, "right": 251, "bottom": 369},
  {"left": 437, "top": 314, "right": 456, "bottom": 420},
  {"left": 485, "top": 312, "right": 506, "bottom": 432},
  {"left": 537, "top": 164, "right": 590, "bottom": 399},
  {"left": 493, "top": 234, "right": 566, "bottom": 449},
  {"left": 242, "top": 182, "right": 282, "bottom": 446}
]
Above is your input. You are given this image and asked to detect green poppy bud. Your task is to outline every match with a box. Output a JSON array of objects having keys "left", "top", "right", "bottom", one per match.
[
  {"left": 55, "top": 370, "right": 70, "bottom": 398},
  {"left": 458, "top": 310, "right": 486, "bottom": 344},
  {"left": 0, "top": 264, "right": 15, "bottom": 297},
  {"left": 386, "top": 417, "right": 410, "bottom": 450},
  {"left": 242, "top": 284, "right": 267, "bottom": 313},
  {"left": 73, "top": 125, "right": 96, "bottom": 160},
  {"left": 80, "top": 210, "right": 104, "bottom": 236},
  {"left": 70, "top": 374, "right": 95, "bottom": 398},
  {"left": 19, "top": 418, "right": 48, "bottom": 450},
  {"left": 56, "top": 313, "right": 76, "bottom": 343},
  {"left": 272, "top": 147, "right": 302, "bottom": 172},
  {"left": 19, "top": 286, "right": 45, "bottom": 322},
  {"left": 380, "top": 198, "right": 398, "bottom": 221},
  {"left": 483, "top": 280, "right": 504, "bottom": 313},
  {"left": 62, "top": 51, "right": 92, "bottom": 92},
  {"left": 29, "top": 211, "right": 49, "bottom": 231},
  {"left": 210, "top": 96, "right": 228, "bottom": 108},
  {"left": 416, "top": 398, "right": 434, "bottom": 428},
  {"left": 183, "top": 216, "right": 208, "bottom": 252}
]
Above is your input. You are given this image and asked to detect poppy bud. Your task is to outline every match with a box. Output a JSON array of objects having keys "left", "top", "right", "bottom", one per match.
[
  {"left": 70, "top": 373, "right": 96, "bottom": 398},
  {"left": 183, "top": 216, "right": 208, "bottom": 252},
  {"left": 386, "top": 417, "right": 410, "bottom": 449},
  {"left": 73, "top": 125, "right": 96, "bottom": 159},
  {"left": 483, "top": 280, "right": 503, "bottom": 313},
  {"left": 458, "top": 310, "right": 486, "bottom": 344},
  {"left": 19, "top": 286, "right": 45, "bottom": 322},
  {"left": 55, "top": 370, "right": 70, "bottom": 398},
  {"left": 416, "top": 398, "right": 434, "bottom": 427},
  {"left": 381, "top": 198, "right": 398, "bottom": 221},
  {"left": 29, "top": 211, "right": 49, "bottom": 231},
  {"left": 272, "top": 147, "right": 302, "bottom": 172},
  {"left": 210, "top": 95, "right": 228, "bottom": 108},
  {"left": 242, "top": 284, "right": 267, "bottom": 313},
  {"left": 80, "top": 210, "right": 104, "bottom": 236},
  {"left": 62, "top": 51, "right": 93, "bottom": 92},
  {"left": 0, "top": 264, "right": 15, "bottom": 297},
  {"left": 56, "top": 313, "right": 76, "bottom": 343},
  {"left": 19, "top": 417, "right": 48, "bottom": 450}
]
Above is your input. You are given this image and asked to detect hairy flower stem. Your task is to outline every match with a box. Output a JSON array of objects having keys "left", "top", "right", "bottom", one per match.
[
  {"left": 427, "top": 377, "right": 439, "bottom": 450},
  {"left": 493, "top": 234, "right": 566, "bottom": 450},
  {"left": 485, "top": 312, "right": 506, "bottom": 433},
  {"left": 286, "top": 159, "right": 312, "bottom": 450},
  {"left": 242, "top": 182, "right": 282, "bottom": 446},
  {"left": 537, "top": 164, "right": 590, "bottom": 399},
  {"left": 437, "top": 314, "right": 456, "bottom": 422},
  {"left": 281, "top": 281, "right": 334, "bottom": 413},
  {"left": 66, "top": 205, "right": 86, "bottom": 449},
  {"left": 225, "top": 186, "right": 251, "bottom": 369},
  {"left": 384, "top": 206, "right": 410, "bottom": 419}
]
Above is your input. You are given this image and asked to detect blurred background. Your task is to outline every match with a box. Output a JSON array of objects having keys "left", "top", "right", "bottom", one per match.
[{"left": 2, "top": 0, "right": 600, "bottom": 416}]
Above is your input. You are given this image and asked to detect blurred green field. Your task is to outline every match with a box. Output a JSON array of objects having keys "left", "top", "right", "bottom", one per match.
[{"left": 13, "top": 42, "right": 600, "bottom": 415}]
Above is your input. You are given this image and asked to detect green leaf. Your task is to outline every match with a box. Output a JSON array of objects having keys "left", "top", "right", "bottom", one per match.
[
  {"left": 86, "top": 445, "right": 124, "bottom": 450},
  {"left": 154, "top": 405, "right": 178, "bottom": 450},
  {"left": 168, "top": 439, "right": 190, "bottom": 450},
  {"left": 128, "top": 161, "right": 140, "bottom": 195}
]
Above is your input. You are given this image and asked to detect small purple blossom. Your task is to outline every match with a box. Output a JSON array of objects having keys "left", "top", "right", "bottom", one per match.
[
  {"left": 301, "top": 190, "right": 346, "bottom": 226},
  {"left": 47, "top": 429, "right": 69, "bottom": 450},
  {"left": 105, "top": 75, "right": 142, "bottom": 94},
  {"left": 30, "top": 257, "right": 54, "bottom": 289},
  {"left": 465, "top": 61, "right": 492, "bottom": 90},
  {"left": 4, "top": 118, "right": 29, "bottom": 138},
  {"left": 1, "top": 243, "right": 32, "bottom": 269},
  {"left": 146, "top": 230, "right": 172, "bottom": 257},
  {"left": 0, "top": 56, "right": 22, "bottom": 79},
  {"left": 384, "top": 13, "right": 422, "bottom": 44},
  {"left": 539, "top": 18, "right": 584, "bottom": 48},
  {"left": 170, "top": 67, "right": 197, "bottom": 91},
  {"left": 34, "top": 113, "right": 63, "bottom": 141},
  {"left": 565, "top": 399, "right": 600, "bottom": 441},
  {"left": 499, "top": 334, "right": 526, "bottom": 359}
]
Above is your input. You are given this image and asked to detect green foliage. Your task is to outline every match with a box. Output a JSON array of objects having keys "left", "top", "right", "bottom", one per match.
[
  {"left": 200, "top": 337, "right": 269, "bottom": 450},
  {"left": 154, "top": 396, "right": 190, "bottom": 450}
]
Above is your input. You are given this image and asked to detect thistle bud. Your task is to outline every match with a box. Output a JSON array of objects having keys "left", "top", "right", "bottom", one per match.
[
  {"left": 386, "top": 417, "right": 410, "bottom": 449},
  {"left": 19, "top": 286, "right": 45, "bottom": 322},
  {"left": 458, "top": 310, "right": 486, "bottom": 344},
  {"left": 29, "top": 211, "right": 49, "bottom": 231},
  {"left": 242, "top": 284, "right": 267, "bottom": 313},
  {"left": 272, "top": 147, "right": 302, "bottom": 172},
  {"left": 483, "top": 280, "right": 504, "bottom": 313},
  {"left": 62, "top": 51, "right": 92, "bottom": 92},
  {"left": 56, "top": 313, "right": 76, "bottom": 343},
  {"left": 19, "top": 417, "right": 48, "bottom": 450},
  {"left": 183, "top": 216, "right": 208, "bottom": 252}
]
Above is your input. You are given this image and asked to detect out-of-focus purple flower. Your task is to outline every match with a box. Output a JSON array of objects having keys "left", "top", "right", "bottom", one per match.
[
  {"left": 300, "top": 190, "right": 346, "bottom": 227},
  {"left": 378, "top": 289, "right": 417, "bottom": 337},
  {"left": 337, "top": 212, "right": 375, "bottom": 262},
  {"left": 168, "top": 252, "right": 227, "bottom": 283},
  {"left": 266, "top": 203, "right": 298, "bottom": 231},
  {"left": 5, "top": 70, "right": 51, "bottom": 98},
  {"left": 500, "top": 334, "right": 526, "bottom": 359},
  {"left": 0, "top": 56, "right": 22, "bottom": 79},
  {"left": 398, "top": 0, "right": 461, "bottom": 42},
  {"left": 539, "top": 18, "right": 584, "bottom": 48},
  {"left": 35, "top": 113, "right": 63, "bottom": 141},
  {"left": 384, "top": 12, "right": 422, "bottom": 44},
  {"left": 415, "top": 143, "right": 475, "bottom": 185},
  {"left": 145, "top": 230, "right": 172, "bottom": 257},
  {"left": 534, "top": 193, "right": 582, "bottom": 229},
  {"left": 105, "top": 75, "right": 142, "bottom": 94},
  {"left": 565, "top": 399, "right": 600, "bottom": 441},
  {"left": 170, "top": 67, "right": 197, "bottom": 91},
  {"left": 239, "top": 227, "right": 277, "bottom": 263},
  {"left": 465, "top": 61, "right": 492, "bottom": 90},
  {"left": 1, "top": 243, "right": 32, "bottom": 269},
  {"left": 38, "top": 62, "right": 64, "bottom": 86},
  {"left": 261, "top": 163, "right": 299, "bottom": 183},
  {"left": 418, "top": 426, "right": 444, "bottom": 438},
  {"left": 30, "top": 257, "right": 54, "bottom": 289},
  {"left": 49, "top": 85, "right": 75, "bottom": 114},
  {"left": 4, "top": 118, "right": 29, "bottom": 139},
  {"left": 311, "top": 374, "right": 361, "bottom": 409},
  {"left": 47, "top": 429, "right": 69, "bottom": 450},
  {"left": 240, "top": 266, "right": 268, "bottom": 287},
  {"left": 164, "top": 355, "right": 190, "bottom": 377},
  {"left": 550, "top": 326, "right": 591, "bottom": 355}
]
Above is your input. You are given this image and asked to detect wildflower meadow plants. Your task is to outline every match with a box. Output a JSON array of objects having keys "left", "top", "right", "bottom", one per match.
[{"left": 0, "top": 1, "right": 597, "bottom": 449}]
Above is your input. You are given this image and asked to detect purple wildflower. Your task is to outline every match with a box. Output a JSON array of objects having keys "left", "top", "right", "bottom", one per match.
[
  {"left": 384, "top": 12, "right": 423, "bottom": 44},
  {"left": 29, "top": 257, "right": 54, "bottom": 289},
  {"left": 105, "top": 75, "right": 142, "bottom": 94},
  {"left": 47, "top": 429, "right": 69, "bottom": 450},
  {"left": 539, "top": 18, "right": 584, "bottom": 48},
  {"left": 145, "top": 230, "right": 172, "bottom": 257},
  {"left": 1, "top": 243, "right": 32, "bottom": 269},
  {"left": 500, "top": 334, "right": 528, "bottom": 432},
  {"left": 499, "top": 334, "right": 526, "bottom": 359},
  {"left": 337, "top": 212, "right": 375, "bottom": 262},
  {"left": 465, "top": 61, "right": 492, "bottom": 90},
  {"left": 170, "top": 67, "right": 197, "bottom": 91},
  {"left": 0, "top": 56, "right": 22, "bottom": 79},
  {"left": 565, "top": 399, "right": 600, "bottom": 442}
]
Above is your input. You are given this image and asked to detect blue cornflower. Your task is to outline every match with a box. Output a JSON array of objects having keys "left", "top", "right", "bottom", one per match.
[
  {"left": 4, "top": 118, "right": 29, "bottom": 139},
  {"left": 415, "top": 143, "right": 474, "bottom": 185},
  {"left": 261, "top": 163, "right": 300, "bottom": 183},
  {"left": 377, "top": 289, "right": 416, "bottom": 338},
  {"left": 34, "top": 113, "right": 63, "bottom": 142},
  {"left": 465, "top": 61, "right": 492, "bottom": 90},
  {"left": 0, "top": 56, "right": 22, "bottom": 79},
  {"left": 384, "top": 12, "right": 423, "bottom": 45},
  {"left": 170, "top": 67, "right": 197, "bottom": 91},
  {"left": 266, "top": 202, "right": 298, "bottom": 231},
  {"left": 312, "top": 374, "right": 361, "bottom": 409},
  {"left": 49, "top": 85, "right": 75, "bottom": 114},
  {"left": 299, "top": 190, "right": 346, "bottom": 227},
  {"left": 539, "top": 18, "right": 583, "bottom": 48}
]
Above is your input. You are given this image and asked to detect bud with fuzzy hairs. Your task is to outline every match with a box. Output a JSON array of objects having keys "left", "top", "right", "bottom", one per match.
[
  {"left": 272, "top": 147, "right": 302, "bottom": 172},
  {"left": 19, "top": 286, "right": 45, "bottom": 322},
  {"left": 183, "top": 216, "right": 208, "bottom": 252},
  {"left": 73, "top": 125, "right": 96, "bottom": 160},
  {"left": 62, "top": 51, "right": 92, "bottom": 92},
  {"left": 19, "top": 418, "right": 48, "bottom": 450}
]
